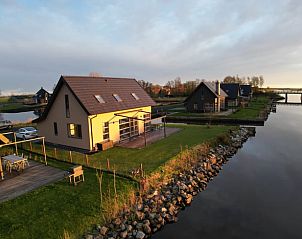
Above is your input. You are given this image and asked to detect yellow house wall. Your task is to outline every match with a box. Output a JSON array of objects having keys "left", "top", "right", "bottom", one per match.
[
  {"left": 88, "top": 106, "right": 151, "bottom": 150},
  {"left": 37, "top": 84, "right": 90, "bottom": 150}
]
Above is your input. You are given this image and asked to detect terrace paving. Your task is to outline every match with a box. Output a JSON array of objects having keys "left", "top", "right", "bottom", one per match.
[
  {"left": 117, "top": 127, "right": 181, "bottom": 149},
  {"left": 0, "top": 160, "right": 65, "bottom": 203}
]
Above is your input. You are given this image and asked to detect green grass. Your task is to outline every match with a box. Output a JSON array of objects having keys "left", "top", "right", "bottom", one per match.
[
  {"left": 0, "top": 103, "right": 43, "bottom": 113},
  {"left": 168, "top": 96, "right": 270, "bottom": 120},
  {"left": 227, "top": 96, "right": 270, "bottom": 119},
  {"left": 0, "top": 124, "right": 233, "bottom": 238},
  {"left": 0, "top": 159, "right": 137, "bottom": 239},
  {"left": 0, "top": 96, "right": 10, "bottom": 103},
  {"left": 153, "top": 97, "right": 186, "bottom": 103},
  {"left": 20, "top": 125, "right": 233, "bottom": 174}
]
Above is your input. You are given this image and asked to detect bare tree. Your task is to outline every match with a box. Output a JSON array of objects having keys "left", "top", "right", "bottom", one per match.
[{"left": 89, "top": 72, "right": 102, "bottom": 77}]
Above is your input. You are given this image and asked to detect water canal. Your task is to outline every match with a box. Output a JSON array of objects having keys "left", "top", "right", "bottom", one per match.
[
  {"left": 0, "top": 111, "right": 37, "bottom": 123},
  {"left": 153, "top": 100, "right": 302, "bottom": 238}
]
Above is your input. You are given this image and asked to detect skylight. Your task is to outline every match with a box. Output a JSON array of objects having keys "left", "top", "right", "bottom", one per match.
[
  {"left": 131, "top": 93, "right": 139, "bottom": 100},
  {"left": 113, "top": 94, "right": 122, "bottom": 102},
  {"left": 94, "top": 95, "right": 105, "bottom": 103}
]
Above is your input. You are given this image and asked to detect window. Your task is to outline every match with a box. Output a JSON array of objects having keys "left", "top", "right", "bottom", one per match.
[
  {"left": 131, "top": 93, "right": 139, "bottom": 100},
  {"left": 103, "top": 122, "right": 109, "bottom": 141},
  {"left": 113, "top": 94, "right": 122, "bottom": 102},
  {"left": 67, "top": 123, "right": 82, "bottom": 139},
  {"left": 144, "top": 113, "right": 151, "bottom": 132},
  {"left": 54, "top": 122, "right": 58, "bottom": 136},
  {"left": 193, "top": 103, "right": 198, "bottom": 110},
  {"left": 95, "top": 95, "right": 105, "bottom": 103},
  {"left": 65, "top": 95, "right": 70, "bottom": 118},
  {"left": 119, "top": 118, "right": 138, "bottom": 141}
]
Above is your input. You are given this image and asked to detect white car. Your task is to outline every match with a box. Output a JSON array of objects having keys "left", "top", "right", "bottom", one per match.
[{"left": 16, "top": 127, "right": 38, "bottom": 140}]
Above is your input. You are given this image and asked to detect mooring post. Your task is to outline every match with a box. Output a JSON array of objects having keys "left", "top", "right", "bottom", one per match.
[
  {"left": 301, "top": 93, "right": 302, "bottom": 104},
  {"left": 285, "top": 93, "right": 288, "bottom": 103}
]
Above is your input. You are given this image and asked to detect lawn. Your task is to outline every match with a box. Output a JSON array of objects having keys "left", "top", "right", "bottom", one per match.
[
  {"left": 227, "top": 96, "right": 270, "bottom": 119},
  {"left": 0, "top": 159, "right": 137, "bottom": 239},
  {"left": 168, "top": 96, "right": 270, "bottom": 120},
  {"left": 0, "top": 124, "right": 233, "bottom": 238},
  {"left": 20, "top": 124, "right": 234, "bottom": 174},
  {"left": 0, "top": 103, "right": 43, "bottom": 113},
  {"left": 0, "top": 96, "right": 10, "bottom": 104}
]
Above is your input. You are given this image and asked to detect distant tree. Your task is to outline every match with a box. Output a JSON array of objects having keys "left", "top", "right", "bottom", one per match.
[
  {"left": 138, "top": 80, "right": 153, "bottom": 95},
  {"left": 259, "top": 75, "right": 264, "bottom": 88},
  {"left": 223, "top": 76, "right": 236, "bottom": 83},
  {"left": 251, "top": 76, "right": 260, "bottom": 87},
  {"left": 89, "top": 72, "right": 102, "bottom": 77}
]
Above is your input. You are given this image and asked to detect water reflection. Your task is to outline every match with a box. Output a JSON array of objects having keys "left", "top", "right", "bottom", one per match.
[
  {"left": 153, "top": 104, "right": 302, "bottom": 239},
  {"left": 0, "top": 111, "right": 37, "bottom": 123}
]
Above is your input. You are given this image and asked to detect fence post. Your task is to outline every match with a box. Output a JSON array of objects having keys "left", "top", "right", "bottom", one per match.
[
  {"left": 69, "top": 151, "right": 72, "bottom": 163},
  {"left": 85, "top": 154, "right": 89, "bottom": 166},
  {"left": 107, "top": 158, "right": 110, "bottom": 170},
  {"left": 54, "top": 148, "right": 57, "bottom": 159},
  {"left": 99, "top": 169, "right": 103, "bottom": 207},
  {"left": 113, "top": 168, "right": 117, "bottom": 204}
]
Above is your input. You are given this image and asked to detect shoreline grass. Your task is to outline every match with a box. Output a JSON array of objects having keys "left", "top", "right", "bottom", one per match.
[{"left": 0, "top": 124, "right": 234, "bottom": 238}]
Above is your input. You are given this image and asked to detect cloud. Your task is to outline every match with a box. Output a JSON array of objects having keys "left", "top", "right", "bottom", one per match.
[{"left": 0, "top": 0, "right": 302, "bottom": 92}]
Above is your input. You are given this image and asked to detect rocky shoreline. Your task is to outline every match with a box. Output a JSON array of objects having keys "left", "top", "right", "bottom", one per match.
[{"left": 86, "top": 127, "right": 256, "bottom": 239}]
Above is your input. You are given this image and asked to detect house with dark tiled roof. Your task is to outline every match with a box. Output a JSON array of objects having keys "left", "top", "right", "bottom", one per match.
[
  {"left": 184, "top": 81, "right": 227, "bottom": 113},
  {"left": 220, "top": 83, "right": 241, "bottom": 107},
  {"left": 240, "top": 84, "right": 253, "bottom": 100},
  {"left": 34, "top": 76, "right": 156, "bottom": 151},
  {"left": 34, "top": 87, "right": 51, "bottom": 104}
]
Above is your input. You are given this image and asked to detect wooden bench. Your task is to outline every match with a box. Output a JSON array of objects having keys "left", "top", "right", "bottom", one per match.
[{"left": 68, "top": 165, "right": 84, "bottom": 186}]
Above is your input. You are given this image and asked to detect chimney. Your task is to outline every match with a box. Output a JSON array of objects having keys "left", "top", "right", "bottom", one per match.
[{"left": 216, "top": 80, "right": 220, "bottom": 96}]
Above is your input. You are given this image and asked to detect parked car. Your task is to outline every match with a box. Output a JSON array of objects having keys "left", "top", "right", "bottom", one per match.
[
  {"left": 0, "top": 120, "right": 12, "bottom": 130},
  {"left": 15, "top": 127, "right": 38, "bottom": 140}
]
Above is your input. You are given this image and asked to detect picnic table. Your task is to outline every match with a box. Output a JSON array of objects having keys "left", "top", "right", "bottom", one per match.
[{"left": 2, "top": 155, "right": 28, "bottom": 173}]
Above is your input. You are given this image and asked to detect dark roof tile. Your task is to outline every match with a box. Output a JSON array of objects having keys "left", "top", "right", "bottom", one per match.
[{"left": 34, "top": 76, "right": 156, "bottom": 122}]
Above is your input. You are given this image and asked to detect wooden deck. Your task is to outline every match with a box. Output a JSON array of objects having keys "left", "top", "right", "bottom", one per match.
[
  {"left": 0, "top": 160, "right": 66, "bottom": 203},
  {"left": 117, "top": 127, "right": 181, "bottom": 149}
]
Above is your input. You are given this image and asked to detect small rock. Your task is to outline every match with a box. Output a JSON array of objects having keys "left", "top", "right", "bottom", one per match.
[
  {"left": 100, "top": 226, "right": 108, "bottom": 236},
  {"left": 120, "top": 230, "right": 128, "bottom": 238},
  {"left": 85, "top": 234, "right": 93, "bottom": 239},
  {"left": 143, "top": 224, "right": 152, "bottom": 234},
  {"left": 136, "top": 230, "right": 145, "bottom": 239}
]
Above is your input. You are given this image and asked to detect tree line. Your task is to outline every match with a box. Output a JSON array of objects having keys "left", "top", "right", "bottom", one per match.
[{"left": 138, "top": 75, "right": 264, "bottom": 97}]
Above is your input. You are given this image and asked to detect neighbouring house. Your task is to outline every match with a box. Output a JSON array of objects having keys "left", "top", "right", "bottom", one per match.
[
  {"left": 240, "top": 84, "right": 253, "bottom": 100},
  {"left": 184, "top": 81, "right": 227, "bottom": 113},
  {"left": 33, "top": 76, "right": 156, "bottom": 151},
  {"left": 34, "top": 87, "right": 51, "bottom": 104},
  {"left": 220, "top": 83, "right": 241, "bottom": 107}
]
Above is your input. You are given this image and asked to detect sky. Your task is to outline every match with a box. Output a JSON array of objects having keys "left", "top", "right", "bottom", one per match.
[{"left": 0, "top": 0, "right": 302, "bottom": 95}]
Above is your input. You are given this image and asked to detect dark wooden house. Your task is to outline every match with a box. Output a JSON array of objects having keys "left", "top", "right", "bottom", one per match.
[
  {"left": 34, "top": 87, "right": 51, "bottom": 104},
  {"left": 184, "top": 81, "right": 227, "bottom": 113},
  {"left": 220, "top": 83, "right": 241, "bottom": 107},
  {"left": 240, "top": 85, "right": 253, "bottom": 100}
]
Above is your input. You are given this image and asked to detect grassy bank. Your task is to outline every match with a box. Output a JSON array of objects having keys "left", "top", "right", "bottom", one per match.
[
  {"left": 227, "top": 96, "right": 270, "bottom": 119},
  {"left": 0, "top": 124, "right": 234, "bottom": 238},
  {"left": 0, "top": 103, "right": 45, "bottom": 113},
  {"left": 20, "top": 125, "right": 233, "bottom": 174},
  {"left": 0, "top": 159, "right": 137, "bottom": 239},
  {"left": 167, "top": 96, "right": 271, "bottom": 120}
]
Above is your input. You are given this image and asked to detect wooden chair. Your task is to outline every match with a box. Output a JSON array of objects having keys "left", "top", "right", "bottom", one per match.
[
  {"left": 68, "top": 165, "right": 84, "bottom": 186},
  {"left": 5, "top": 161, "right": 13, "bottom": 173},
  {"left": 23, "top": 156, "right": 30, "bottom": 167}
]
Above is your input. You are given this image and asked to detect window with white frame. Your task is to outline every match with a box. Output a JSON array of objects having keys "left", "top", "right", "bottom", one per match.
[
  {"left": 103, "top": 122, "right": 109, "bottom": 141},
  {"left": 113, "top": 94, "right": 122, "bottom": 102},
  {"left": 95, "top": 95, "right": 105, "bottom": 103}
]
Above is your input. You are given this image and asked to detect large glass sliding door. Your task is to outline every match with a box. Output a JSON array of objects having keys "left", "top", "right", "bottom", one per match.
[{"left": 119, "top": 117, "right": 138, "bottom": 141}]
